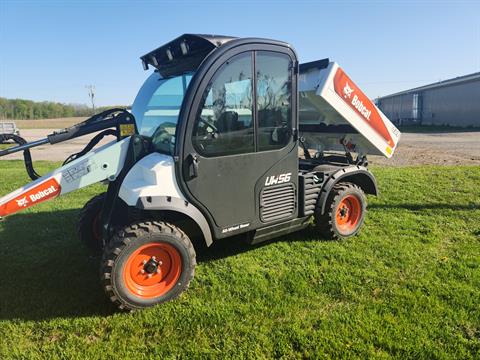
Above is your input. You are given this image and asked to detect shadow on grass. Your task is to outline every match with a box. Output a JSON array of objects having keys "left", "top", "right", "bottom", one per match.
[
  {"left": 0, "top": 210, "right": 323, "bottom": 321},
  {"left": 196, "top": 226, "right": 326, "bottom": 263},
  {"left": 369, "top": 203, "right": 478, "bottom": 211},
  {"left": 0, "top": 210, "right": 119, "bottom": 321},
  {"left": 198, "top": 202, "right": 479, "bottom": 262}
]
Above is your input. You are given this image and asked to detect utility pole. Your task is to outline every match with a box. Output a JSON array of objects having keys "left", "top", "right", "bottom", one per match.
[{"left": 86, "top": 85, "right": 96, "bottom": 114}]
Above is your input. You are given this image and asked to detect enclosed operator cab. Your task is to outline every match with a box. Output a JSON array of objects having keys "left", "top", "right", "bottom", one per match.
[{"left": 125, "top": 35, "right": 302, "bottom": 245}]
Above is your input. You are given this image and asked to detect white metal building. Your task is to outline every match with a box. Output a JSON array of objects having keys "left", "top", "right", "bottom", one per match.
[{"left": 377, "top": 72, "right": 480, "bottom": 127}]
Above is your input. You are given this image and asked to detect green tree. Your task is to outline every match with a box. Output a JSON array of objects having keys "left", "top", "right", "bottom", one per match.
[{"left": 0, "top": 97, "right": 128, "bottom": 120}]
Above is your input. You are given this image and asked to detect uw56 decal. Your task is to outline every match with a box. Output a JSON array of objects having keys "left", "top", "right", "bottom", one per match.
[
  {"left": 265, "top": 172, "right": 292, "bottom": 186},
  {"left": 333, "top": 68, "right": 395, "bottom": 147},
  {"left": 0, "top": 178, "right": 61, "bottom": 217}
]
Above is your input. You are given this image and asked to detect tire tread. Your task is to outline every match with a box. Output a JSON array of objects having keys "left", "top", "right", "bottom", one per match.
[
  {"left": 100, "top": 220, "right": 196, "bottom": 311},
  {"left": 315, "top": 182, "right": 366, "bottom": 240},
  {"left": 77, "top": 193, "right": 106, "bottom": 253}
]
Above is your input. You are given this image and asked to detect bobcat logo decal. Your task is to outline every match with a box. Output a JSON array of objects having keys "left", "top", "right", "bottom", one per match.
[
  {"left": 15, "top": 196, "right": 29, "bottom": 207},
  {"left": 343, "top": 82, "right": 354, "bottom": 99}
]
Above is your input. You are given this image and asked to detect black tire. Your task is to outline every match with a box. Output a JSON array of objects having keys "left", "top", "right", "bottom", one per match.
[
  {"left": 100, "top": 221, "right": 196, "bottom": 311},
  {"left": 77, "top": 193, "right": 106, "bottom": 254},
  {"left": 315, "top": 182, "right": 367, "bottom": 239}
]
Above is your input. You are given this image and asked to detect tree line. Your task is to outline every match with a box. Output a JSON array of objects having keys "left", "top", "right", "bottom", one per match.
[{"left": 0, "top": 97, "right": 127, "bottom": 120}]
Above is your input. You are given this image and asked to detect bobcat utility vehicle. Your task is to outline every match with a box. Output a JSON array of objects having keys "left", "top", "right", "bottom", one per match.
[{"left": 0, "top": 34, "right": 400, "bottom": 310}]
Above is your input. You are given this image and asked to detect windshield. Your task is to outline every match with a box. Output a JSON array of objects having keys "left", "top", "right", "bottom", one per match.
[{"left": 131, "top": 72, "right": 193, "bottom": 155}]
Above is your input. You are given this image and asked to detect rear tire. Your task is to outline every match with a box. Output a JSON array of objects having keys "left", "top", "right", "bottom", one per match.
[
  {"left": 315, "top": 182, "right": 367, "bottom": 239},
  {"left": 100, "top": 221, "right": 196, "bottom": 311},
  {"left": 77, "top": 193, "right": 106, "bottom": 254}
]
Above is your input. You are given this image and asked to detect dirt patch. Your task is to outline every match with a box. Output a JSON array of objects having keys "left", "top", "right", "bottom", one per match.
[
  {"left": 14, "top": 117, "right": 87, "bottom": 130},
  {"left": 0, "top": 128, "right": 112, "bottom": 161},
  {"left": 1, "top": 129, "right": 479, "bottom": 165},
  {"left": 369, "top": 132, "right": 480, "bottom": 166}
]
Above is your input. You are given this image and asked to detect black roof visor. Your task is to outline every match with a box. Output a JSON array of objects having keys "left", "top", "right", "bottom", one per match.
[{"left": 141, "top": 34, "right": 237, "bottom": 77}]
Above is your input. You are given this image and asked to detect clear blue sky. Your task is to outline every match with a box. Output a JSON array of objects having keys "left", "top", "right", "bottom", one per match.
[{"left": 1, "top": 0, "right": 479, "bottom": 106}]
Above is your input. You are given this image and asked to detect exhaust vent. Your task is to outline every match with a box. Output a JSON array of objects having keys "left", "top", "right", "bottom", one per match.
[
  {"left": 260, "top": 183, "right": 296, "bottom": 223},
  {"left": 299, "top": 172, "right": 322, "bottom": 217}
]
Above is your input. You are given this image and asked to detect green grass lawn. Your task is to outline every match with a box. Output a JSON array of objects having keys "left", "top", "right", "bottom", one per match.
[
  {"left": 0, "top": 144, "right": 13, "bottom": 150},
  {"left": 0, "top": 161, "right": 479, "bottom": 359}
]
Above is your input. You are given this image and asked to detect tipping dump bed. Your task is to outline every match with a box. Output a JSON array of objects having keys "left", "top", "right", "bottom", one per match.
[{"left": 299, "top": 60, "right": 400, "bottom": 158}]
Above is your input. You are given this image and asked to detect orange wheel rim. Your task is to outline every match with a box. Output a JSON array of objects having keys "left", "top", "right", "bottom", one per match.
[
  {"left": 123, "top": 243, "right": 182, "bottom": 299},
  {"left": 335, "top": 195, "right": 361, "bottom": 232}
]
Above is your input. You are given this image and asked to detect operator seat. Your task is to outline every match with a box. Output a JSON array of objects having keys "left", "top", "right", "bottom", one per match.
[{"left": 216, "top": 111, "right": 241, "bottom": 133}]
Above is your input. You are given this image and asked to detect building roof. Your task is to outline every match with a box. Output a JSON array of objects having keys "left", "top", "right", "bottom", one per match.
[{"left": 379, "top": 71, "right": 480, "bottom": 99}]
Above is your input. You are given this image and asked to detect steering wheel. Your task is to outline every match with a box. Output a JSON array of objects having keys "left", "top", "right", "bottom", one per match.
[
  {"left": 198, "top": 117, "right": 218, "bottom": 134},
  {"left": 151, "top": 126, "right": 172, "bottom": 145}
]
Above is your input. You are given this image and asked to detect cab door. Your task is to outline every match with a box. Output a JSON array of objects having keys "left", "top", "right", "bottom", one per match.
[{"left": 181, "top": 46, "right": 298, "bottom": 237}]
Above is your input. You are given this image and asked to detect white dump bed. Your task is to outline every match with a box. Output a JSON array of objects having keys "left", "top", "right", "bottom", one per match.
[{"left": 299, "top": 61, "right": 400, "bottom": 158}]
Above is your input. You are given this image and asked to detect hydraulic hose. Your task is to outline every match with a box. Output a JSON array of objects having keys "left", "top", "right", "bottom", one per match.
[
  {"left": 1, "top": 134, "right": 41, "bottom": 180},
  {"left": 0, "top": 108, "right": 134, "bottom": 181},
  {"left": 63, "top": 129, "right": 116, "bottom": 165}
]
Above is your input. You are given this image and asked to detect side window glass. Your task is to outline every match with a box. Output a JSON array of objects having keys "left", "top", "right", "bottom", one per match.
[
  {"left": 256, "top": 52, "right": 292, "bottom": 151},
  {"left": 193, "top": 53, "right": 254, "bottom": 157}
]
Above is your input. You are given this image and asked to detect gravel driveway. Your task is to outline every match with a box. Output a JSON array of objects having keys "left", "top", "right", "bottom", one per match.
[
  {"left": 1, "top": 129, "right": 113, "bottom": 161},
  {"left": 369, "top": 131, "right": 480, "bottom": 166},
  {"left": 2, "top": 129, "right": 480, "bottom": 166}
]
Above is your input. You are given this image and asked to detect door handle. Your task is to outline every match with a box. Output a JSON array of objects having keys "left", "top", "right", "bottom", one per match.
[{"left": 189, "top": 153, "right": 199, "bottom": 178}]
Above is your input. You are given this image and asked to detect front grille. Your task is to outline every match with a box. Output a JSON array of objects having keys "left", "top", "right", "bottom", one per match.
[{"left": 260, "top": 183, "right": 296, "bottom": 222}]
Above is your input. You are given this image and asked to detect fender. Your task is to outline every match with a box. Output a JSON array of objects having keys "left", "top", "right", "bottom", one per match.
[
  {"left": 317, "top": 165, "right": 378, "bottom": 215},
  {"left": 118, "top": 152, "right": 214, "bottom": 246},
  {"left": 136, "top": 195, "right": 213, "bottom": 246}
]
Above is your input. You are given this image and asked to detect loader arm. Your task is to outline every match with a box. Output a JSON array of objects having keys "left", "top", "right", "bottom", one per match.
[
  {"left": 0, "top": 138, "right": 130, "bottom": 218},
  {"left": 0, "top": 108, "right": 136, "bottom": 180},
  {"left": 0, "top": 109, "right": 138, "bottom": 218}
]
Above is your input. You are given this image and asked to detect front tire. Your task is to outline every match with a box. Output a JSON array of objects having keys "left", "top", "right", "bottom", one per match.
[
  {"left": 100, "top": 221, "right": 196, "bottom": 311},
  {"left": 315, "top": 182, "right": 367, "bottom": 239}
]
